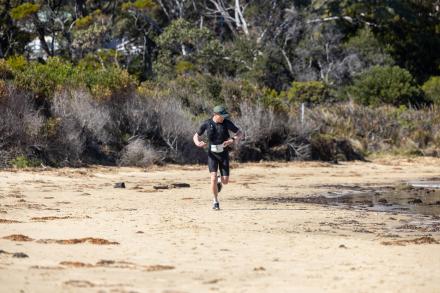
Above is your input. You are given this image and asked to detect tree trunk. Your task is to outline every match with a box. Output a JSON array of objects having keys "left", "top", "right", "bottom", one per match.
[
  {"left": 141, "top": 34, "right": 155, "bottom": 80},
  {"left": 234, "top": 0, "right": 249, "bottom": 35},
  {"left": 35, "top": 25, "right": 52, "bottom": 57},
  {"left": 75, "top": 0, "right": 87, "bottom": 17}
]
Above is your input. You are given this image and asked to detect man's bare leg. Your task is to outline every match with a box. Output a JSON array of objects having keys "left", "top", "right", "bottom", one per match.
[{"left": 210, "top": 172, "right": 219, "bottom": 203}]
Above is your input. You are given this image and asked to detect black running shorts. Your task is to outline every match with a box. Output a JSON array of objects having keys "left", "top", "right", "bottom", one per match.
[{"left": 208, "top": 151, "right": 230, "bottom": 176}]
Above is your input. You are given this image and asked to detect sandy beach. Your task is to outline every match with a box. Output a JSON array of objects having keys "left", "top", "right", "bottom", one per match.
[{"left": 1, "top": 157, "right": 440, "bottom": 293}]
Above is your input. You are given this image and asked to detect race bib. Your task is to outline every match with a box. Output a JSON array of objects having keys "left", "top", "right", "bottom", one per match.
[{"left": 210, "top": 144, "right": 224, "bottom": 153}]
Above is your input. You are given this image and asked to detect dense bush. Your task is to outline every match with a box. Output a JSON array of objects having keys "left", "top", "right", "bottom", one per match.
[
  {"left": 80, "top": 65, "right": 137, "bottom": 101},
  {"left": 9, "top": 155, "right": 42, "bottom": 168},
  {"left": 154, "top": 19, "right": 229, "bottom": 78},
  {"left": 0, "top": 59, "right": 13, "bottom": 79},
  {"left": 0, "top": 84, "right": 45, "bottom": 167},
  {"left": 12, "top": 57, "right": 78, "bottom": 100},
  {"left": 2, "top": 57, "right": 440, "bottom": 168},
  {"left": 7, "top": 57, "right": 137, "bottom": 102},
  {"left": 422, "top": 76, "right": 440, "bottom": 105},
  {"left": 118, "top": 139, "right": 159, "bottom": 167},
  {"left": 286, "top": 81, "right": 331, "bottom": 105},
  {"left": 308, "top": 103, "right": 440, "bottom": 156},
  {"left": 349, "top": 66, "right": 421, "bottom": 106}
]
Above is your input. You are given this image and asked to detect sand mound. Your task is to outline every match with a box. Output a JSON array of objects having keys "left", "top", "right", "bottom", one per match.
[{"left": 3, "top": 234, "right": 33, "bottom": 241}]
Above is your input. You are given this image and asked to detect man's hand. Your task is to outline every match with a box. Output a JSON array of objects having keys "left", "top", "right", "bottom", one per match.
[
  {"left": 196, "top": 141, "right": 207, "bottom": 148},
  {"left": 223, "top": 138, "right": 234, "bottom": 147}
]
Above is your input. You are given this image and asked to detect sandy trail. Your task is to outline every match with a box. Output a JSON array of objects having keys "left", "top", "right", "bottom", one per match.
[{"left": 0, "top": 157, "right": 439, "bottom": 293}]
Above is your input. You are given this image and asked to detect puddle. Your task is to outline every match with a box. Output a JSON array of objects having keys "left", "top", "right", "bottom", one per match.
[
  {"left": 409, "top": 181, "right": 440, "bottom": 189},
  {"left": 246, "top": 182, "right": 440, "bottom": 216},
  {"left": 321, "top": 189, "right": 440, "bottom": 216}
]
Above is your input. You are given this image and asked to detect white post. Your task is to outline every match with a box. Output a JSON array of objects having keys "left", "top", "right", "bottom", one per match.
[{"left": 301, "top": 103, "right": 305, "bottom": 127}]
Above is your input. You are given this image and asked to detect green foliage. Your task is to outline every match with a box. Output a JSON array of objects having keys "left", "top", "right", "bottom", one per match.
[
  {"left": 77, "top": 50, "right": 123, "bottom": 71},
  {"left": 204, "top": 75, "right": 222, "bottom": 102},
  {"left": 6, "top": 55, "right": 28, "bottom": 72},
  {"left": 259, "top": 88, "right": 288, "bottom": 112},
  {"left": 316, "top": 0, "right": 440, "bottom": 81},
  {"left": 12, "top": 57, "right": 77, "bottom": 100},
  {"left": 349, "top": 66, "right": 421, "bottom": 106},
  {"left": 122, "top": 0, "right": 156, "bottom": 10},
  {"left": 9, "top": 3, "right": 40, "bottom": 21},
  {"left": 287, "top": 81, "right": 331, "bottom": 105},
  {"left": 219, "top": 78, "right": 262, "bottom": 113},
  {"left": 10, "top": 56, "right": 136, "bottom": 101},
  {"left": 83, "top": 66, "right": 137, "bottom": 101},
  {"left": 75, "top": 15, "right": 94, "bottom": 29},
  {"left": 155, "top": 19, "right": 228, "bottom": 78},
  {"left": 175, "top": 60, "right": 195, "bottom": 75},
  {"left": 344, "top": 27, "right": 394, "bottom": 67},
  {"left": 422, "top": 76, "right": 440, "bottom": 105},
  {"left": 0, "top": 59, "right": 13, "bottom": 79},
  {"left": 0, "top": 0, "right": 439, "bottom": 90},
  {"left": 9, "top": 156, "right": 41, "bottom": 168}
]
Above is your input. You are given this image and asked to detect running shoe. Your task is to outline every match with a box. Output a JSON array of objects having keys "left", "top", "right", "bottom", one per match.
[{"left": 212, "top": 202, "right": 220, "bottom": 210}]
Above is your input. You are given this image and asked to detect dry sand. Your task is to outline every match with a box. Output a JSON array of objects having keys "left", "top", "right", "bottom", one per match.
[{"left": 0, "top": 156, "right": 440, "bottom": 293}]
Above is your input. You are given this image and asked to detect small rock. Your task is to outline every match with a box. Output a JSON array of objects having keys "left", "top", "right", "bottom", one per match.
[
  {"left": 96, "top": 260, "right": 115, "bottom": 266},
  {"left": 170, "top": 183, "right": 191, "bottom": 188},
  {"left": 136, "top": 231, "right": 144, "bottom": 234},
  {"left": 12, "top": 252, "right": 28, "bottom": 258},
  {"left": 378, "top": 198, "right": 388, "bottom": 204},
  {"left": 339, "top": 244, "right": 347, "bottom": 249},
  {"left": 153, "top": 185, "right": 170, "bottom": 190},
  {"left": 114, "top": 182, "right": 126, "bottom": 188},
  {"left": 253, "top": 266, "right": 266, "bottom": 271},
  {"left": 408, "top": 198, "right": 423, "bottom": 204}
]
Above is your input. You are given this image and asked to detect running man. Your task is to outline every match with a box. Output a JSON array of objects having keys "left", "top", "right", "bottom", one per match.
[{"left": 193, "top": 105, "right": 243, "bottom": 210}]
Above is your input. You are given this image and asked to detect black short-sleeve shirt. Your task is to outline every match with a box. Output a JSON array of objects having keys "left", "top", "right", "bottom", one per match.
[{"left": 197, "top": 118, "right": 239, "bottom": 145}]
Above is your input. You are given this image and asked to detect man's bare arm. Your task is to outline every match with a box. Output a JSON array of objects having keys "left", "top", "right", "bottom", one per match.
[
  {"left": 233, "top": 130, "right": 243, "bottom": 143},
  {"left": 193, "top": 133, "right": 207, "bottom": 148},
  {"left": 224, "top": 130, "right": 244, "bottom": 147}
]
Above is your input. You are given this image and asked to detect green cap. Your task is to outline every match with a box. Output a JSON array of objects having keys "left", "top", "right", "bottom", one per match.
[{"left": 213, "top": 105, "right": 229, "bottom": 118}]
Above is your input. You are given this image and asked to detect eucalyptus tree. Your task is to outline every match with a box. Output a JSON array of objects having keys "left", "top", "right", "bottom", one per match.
[{"left": 8, "top": 0, "right": 76, "bottom": 58}]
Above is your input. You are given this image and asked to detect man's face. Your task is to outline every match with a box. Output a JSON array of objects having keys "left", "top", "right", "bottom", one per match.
[{"left": 214, "top": 113, "right": 225, "bottom": 123}]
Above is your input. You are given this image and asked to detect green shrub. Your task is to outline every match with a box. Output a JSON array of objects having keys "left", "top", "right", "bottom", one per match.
[
  {"left": 349, "top": 66, "right": 421, "bottom": 106},
  {"left": 10, "top": 56, "right": 136, "bottom": 101},
  {"left": 422, "top": 76, "right": 440, "bottom": 105},
  {"left": 258, "top": 88, "right": 288, "bottom": 112},
  {"left": 9, "top": 156, "right": 42, "bottom": 168},
  {"left": 12, "top": 57, "right": 78, "bottom": 100},
  {"left": 75, "top": 15, "right": 94, "bottom": 29},
  {"left": 6, "top": 55, "right": 28, "bottom": 72},
  {"left": 0, "top": 59, "right": 14, "bottom": 79},
  {"left": 82, "top": 66, "right": 137, "bottom": 101},
  {"left": 175, "top": 60, "right": 195, "bottom": 75},
  {"left": 9, "top": 3, "right": 40, "bottom": 21},
  {"left": 220, "top": 78, "right": 261, "bottom": 114},
  {"left": 122, "top": 0, "right": 156, "bottom": 10},
  {"left": 287, "top": 81, "right": 330, "bottom": 105},
  {"left": 155, "top": 19, "right": 227, "bottom": 78}
]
